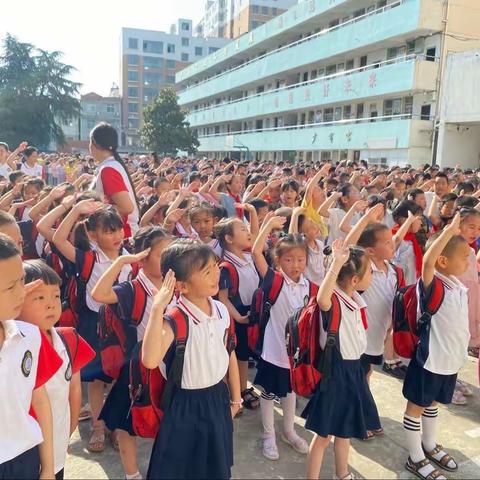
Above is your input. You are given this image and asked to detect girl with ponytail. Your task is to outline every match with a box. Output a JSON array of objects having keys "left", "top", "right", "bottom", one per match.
[{"left": 90, "top": 122, "right": 140, "bottom": 238}]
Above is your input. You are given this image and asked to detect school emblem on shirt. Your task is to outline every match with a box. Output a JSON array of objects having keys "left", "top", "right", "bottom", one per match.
[
  {"left": 21, "top": 350, "right": 33, "bottom": 377},
  {"left": 304, "top": 295, "right": 309, "bottom": 306}
]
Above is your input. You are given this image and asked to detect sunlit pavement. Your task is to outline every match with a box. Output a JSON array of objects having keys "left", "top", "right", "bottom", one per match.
[{"left": 66, "top": 356, "right": 479, "bottom": 479}]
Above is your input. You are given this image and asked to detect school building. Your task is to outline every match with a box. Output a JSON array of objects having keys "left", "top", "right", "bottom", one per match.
[{"left": 176, "top": 0, "right": 480, "bottom": 167}]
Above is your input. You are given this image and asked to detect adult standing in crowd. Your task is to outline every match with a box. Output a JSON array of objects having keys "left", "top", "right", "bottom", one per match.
[{"left": 89, "top": 123, "right": 140, "bottom": 237}]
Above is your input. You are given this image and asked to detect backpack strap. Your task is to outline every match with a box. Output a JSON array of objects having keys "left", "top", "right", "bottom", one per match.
[
  {"left": 390, "top": 263, "right": 406, "bottom": 290},
  {"left": 420, "top": 276, "right": 445, "bottom": 327},
  {"left": 131, "top": 280, "right": 149, "bottom": 326},
  {"left": 160, "top": 307, "right": 189, "bottom": 410},
  {"left": 56, "top": 327, "right": 79, "bottom": 382},
  {"left": 80, "top": 250, "right": 96, "bottom": 283},
  {"left": 317, "top": 293, "right": 342, "bottom": 388},
  {"left": 308, "top": 281, "right": 319, "bottom": 299},
  {"left": 220, "top": 261, "right": 240, "bottom": 298},
  {"left": 264, "top": 270, "right": 284, "bottom": 306}
]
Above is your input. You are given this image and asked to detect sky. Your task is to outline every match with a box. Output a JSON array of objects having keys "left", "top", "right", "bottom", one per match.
[{"left": 0, "top": 0, "right": 205, "bottom": 95}]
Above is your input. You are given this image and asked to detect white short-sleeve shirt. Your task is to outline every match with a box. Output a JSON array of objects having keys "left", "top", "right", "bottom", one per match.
[
  {"left": 223, "top": 251, "right": 259, "bottom": 307},
  {"left": 393, "top": 240, "right": 417, "bottom": 286},
  {"left": 0, "top": 321, "right": 43, "bottom": 463},
  {"left": 320, "top": 289, "right": 367, "bottom": 361},
  {"left": 305, "top": 239, "right": 325, "bottom": 285},
  {"left": 361, "top": 261, "right": 398, "bottom": 356},
  {"left": 45, "top": 329, "right": 71, "bottom": 474},
  {"left": 0, "top": 163, "right": 12, "bottom": 180},
  {"left": 327, "top": 209, "right": 360, "bottom": 245},
  {"left": 422, "top": 272, "right": 470, "bottom": 375},
  {"left": 20, "top": 163, "right": 43, "bottom": 178},
  {"left": 173, "top": 296, "right": 230, "bottom": 389},
  {"left": 262, "top": 273, "right": 310, "bottom": 369}
]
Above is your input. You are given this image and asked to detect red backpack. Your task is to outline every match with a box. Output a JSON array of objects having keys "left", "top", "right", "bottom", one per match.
[
  {"left": 56, "top": 326, "right": 96, "bottom": 379},
  {"left": 128, "top": 306, "right": 236, "bottom": 438},
  {"left": 219, "top": 261, "right": 243, "bottom": 306},
  {"left": 392, "top": 276, "right": 445, "bottom": 359},
  {"left": 286, "top": 287, "right": 345, "bottom": 399},
  {"left": 248, "top": 270, "right": 317, "bottom": 355},
  {"left": 98, "top": 279, "right": 148, "bottom": 380},
  {"left": 60, "top": 251, "right": 96, "bottom": 328}
]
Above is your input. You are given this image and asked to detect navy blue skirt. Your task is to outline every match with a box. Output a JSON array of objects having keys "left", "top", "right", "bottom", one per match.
[
  {"left": 302, "top": 353, "right": 381, "bottom": 439},
  {"left": 99, "top": 363, "right": 134, "bottom": 435},
  {"left": 402, "top": 353, "right": 457, "bottom": 407},
  {"left": 234, "top": 304, "right": 250, "bottom": 362},
  {"left": 254, "top": 357, "right": 291, "bottom": 398},
  {"left": 77, "top": 308, "right": 112, "bottom": 383},
  {"left": 147, "top": 381, "right": 233, "bottom": 480}
]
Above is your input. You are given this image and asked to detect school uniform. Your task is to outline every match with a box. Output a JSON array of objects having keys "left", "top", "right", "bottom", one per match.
[
  {"left": 219, "top": 251, "right": 259, "bottom": 362},
  {"left": 302, "top": 289, "right": 381, "bottom": 439},
  {"left": 360, "top": 261, "right": 398, "bottom": 372},
  {"left": 46, "top": 329, "right": 94, "bottom": 476},
  {"left": 147, "top": 295, "right": 233, "bottom": 480},
  {"left": 20, "top": 163, "right": 43, "bottom": 178},
  {"left": 304, "top": 239, "right": 325, "bottom": 285},
  {"left": 75, "top": 247, "right": 132, "bottom": 382},
  {"left": 0, "top": 162, "right": 12, "bottom": 180},
  {"left": 99, "top": 269, "right": 160, "bottom": 435},
  {"left": 208, "top": 238, "right": 223, "bottom": 258},
  {"left": 0, "top": 321, "right": 62, "bottom": 479},
  {"left": 254, "top": 268, "right": 311, "bottom": 398},
  {"left": 326, "top": 209, "right": 360, "bottom": 246},
  {"left": 393, "top": 240, "right": 417, "bottom": 286},
  {"left": 403, "top": 273, "right": 470, "bottom": 407}
]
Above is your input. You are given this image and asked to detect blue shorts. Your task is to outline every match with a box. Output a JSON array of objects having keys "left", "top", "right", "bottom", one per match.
[{"left": 402, "top": 355, "right": 457, "bottom": 407}]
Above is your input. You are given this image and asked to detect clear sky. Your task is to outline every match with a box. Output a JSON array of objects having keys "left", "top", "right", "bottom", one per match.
[{"left": 0, "top": 0, "right": 205, "bottom": 95}]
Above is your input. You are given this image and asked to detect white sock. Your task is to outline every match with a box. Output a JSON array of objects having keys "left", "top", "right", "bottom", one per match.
[
  {"left": 404, "top": 414, "right": 436, "bottom": 478},
  {"left": 260, "top": 393, "right": 276, "bottom": 438},
  {"left": 421, "top": 407, "right": 438, "bottom": 452},
  {"left": 281, "top": 392, "right": 296, "bottom": 434},
  {"left": 125, "top": 472, "right": 141, "bottom": 480}
]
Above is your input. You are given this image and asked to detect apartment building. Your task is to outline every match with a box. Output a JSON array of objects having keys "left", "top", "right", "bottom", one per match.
[
  {"left": 120, "top": 19, "right": 229, "bottom": 148},
  {"left": 178, "top": 0, "right": 480, "bottom": 166},
  {"left": 197, "top": 0, "right": 297, "bottom": 40}
]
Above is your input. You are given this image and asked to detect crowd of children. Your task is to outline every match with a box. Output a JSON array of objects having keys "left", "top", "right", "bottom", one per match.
[{"left": 0, "top": 124, "right": 478, "bottom": 480}]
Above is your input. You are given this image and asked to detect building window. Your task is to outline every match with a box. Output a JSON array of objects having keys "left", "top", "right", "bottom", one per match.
[
  {"left": 272, "top": 7, "right": 277, "bottom": 15},
  {"left": 128, "top": 55, "right": 139, "bottom": 65},
  {"left": 181, "top": 22, "right": 190, "bottom": 31},
  {"left": 144, "top": 72, "right": 162, "bottom": 85},
  {"left": 143, "top": 41, "right": 163, "bottom": 54},
  {"left": 404, "top": 97, "right": 413, "bottom": 115},
  {"left": 195, "top": 46, "right": 203, "bottom": 56},
  {"left": 166, "top": 59, "right": 176, "bottom": 69},
  {"left": 143, "top": 56, "right": 162, "bottom": 68},
  {"left": 421, "top": 104, "right": 431, "bottom": 120},
  {"left": 128, "top": 70, "right": 139, "bottom": 81},
  {"left": 166, "top": 75, "right": 176, "bottom": 84},
  {"left": 167, "top": 44, "right": 175, "bottom": 54},
  {"left": 128, "top": 103, "right": 139, "bottom": 113},
  {"left": 181, "top": 53, "right": 189, "bottom": 62},
  {"left": 128, "top": 38, "right": 138, "bottom": 49},
  {"left": 143, "top": 88, "right": 158, "bottom": 102},
  {"left": 181, "top": 37, "right": 189, "bottom": 47},
  {"left": 106, "top": 104, "right": 115, "bottom": 114},
  {"left": 128, "top": 87, "right": 139, "bottom": 98},
  {"left": 252, "top": 5, "right": 259, "bottom": 13},
  {"left": 261, "top": 6, "right": 268, "bottom": 15},
  {"left": 209, "top": 47, "right": 218, "bottom": 54},
  {"left": 128, "top": 118, "right": 140, "bottom": 129}
]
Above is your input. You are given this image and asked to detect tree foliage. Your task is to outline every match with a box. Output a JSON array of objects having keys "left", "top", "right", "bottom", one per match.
[
  {"left": 0, "top": 34, "right": 81, "bottom": 148},
  {"left": 140, "top": 87, "right": 199, "bottom": 155}
]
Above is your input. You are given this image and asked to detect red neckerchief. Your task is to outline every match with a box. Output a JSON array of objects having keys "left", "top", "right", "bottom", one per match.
[
  {"left": 392, "top": 225, "right": 423, "bottom": 278},
  {"left": 228, "top": 191, "right": 243, "bottom": 219},
  {"left": 360, "top": 308, "right": 368, "bottom": 330},
  {"left": 470, "top": 241, "right": 479, "bottom": 253}
]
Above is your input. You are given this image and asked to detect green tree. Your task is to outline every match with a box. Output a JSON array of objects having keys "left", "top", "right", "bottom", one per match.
[
  {"left": 0, "top": 34, "right": 81, "bottom": 149},
  {"left": 140, "top": 87, "right": 199, "bottom": 155}
]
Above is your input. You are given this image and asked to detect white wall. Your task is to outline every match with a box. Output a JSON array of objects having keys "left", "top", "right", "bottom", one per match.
[{"left": 437, "top": 123, "right": 480, "bottom": 169}]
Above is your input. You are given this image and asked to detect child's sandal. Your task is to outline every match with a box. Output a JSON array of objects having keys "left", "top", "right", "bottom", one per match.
[
  {"left": 87, "top": 426, "right": 105, "bottom": 453},
  {"left": 241, "top": 387, "right": 260, "bottom": 410},
  {"left": 423, "top": 444, "right": 458, "bottom": 472},
  {"left": 405, "top": 457, "right": 446, "bottom": 480}
]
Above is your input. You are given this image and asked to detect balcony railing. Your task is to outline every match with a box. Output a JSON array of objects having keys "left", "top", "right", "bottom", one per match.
[
  {"left": 199, "top": 113, "right": 431, "bottom": 139},
  {"left": 189, "top": 53, "right": 431, "bottom": 113},
  {"left": 181, "top": 0, "right": 404, "bottom": 92}
]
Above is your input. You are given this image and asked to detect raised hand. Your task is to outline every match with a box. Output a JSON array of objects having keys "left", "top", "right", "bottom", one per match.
[
  {"left": 267, "top": 215, "right": 287, "bottom": 231},
  {"left": 73, "top": 199, "right": 104, "bottom": 216},
  {"left": 331, "top": 238, "right": 351, "bottom": 265},
  {"left": 445, "top": 212, "right": 461, "bottom": 235},
  {"left": 153, "top": 269, "right": 176, "bottom": 308},
  {"left": 119, "top": 249, "right": 151, "bottom": 265}
]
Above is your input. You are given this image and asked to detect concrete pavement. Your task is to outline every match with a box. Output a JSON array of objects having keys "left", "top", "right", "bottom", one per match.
[{"left": 65, "top": 356, "right": 480, "bottom": 479}]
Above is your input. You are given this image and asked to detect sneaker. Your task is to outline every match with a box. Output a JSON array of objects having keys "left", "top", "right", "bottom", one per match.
[
  {"left": 456, "top": 380, "right": 473, "bottom": 397},
  {"left": 451, "top": 389, "right": 467, "bottom": 405},
  {"left": 382, "top": 362, "right": 406, "bottom": 379},
  {"left": 262, "top": 436, "right": 279, "bottom": 460},
  {"left": 281, "top": 431, "right": 309, "bottom": 455}
]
